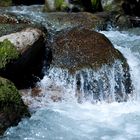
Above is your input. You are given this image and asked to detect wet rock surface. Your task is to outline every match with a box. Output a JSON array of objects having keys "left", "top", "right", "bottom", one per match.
[
  {"left": 45, "top": 27, "right": 133, "bottom": 102},
  {"left": 0, "top": 28, "right": 46, "bottom": 88},
  {"left": 45, "top": 12, "right": 109, "bottom": 31},
  {"left": 0, "top": 2, "right": 137, "bottom": 135},
  {"left": 49, "top": 27, "right": 125, "bottom": 71},
  {"left": 0, "top": 76, "right": 30, "bottom": 135}
]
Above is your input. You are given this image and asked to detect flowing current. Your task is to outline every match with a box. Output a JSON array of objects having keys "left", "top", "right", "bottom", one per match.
[{"left": 1, "top": 6, "right": 140, "bottom": 140}]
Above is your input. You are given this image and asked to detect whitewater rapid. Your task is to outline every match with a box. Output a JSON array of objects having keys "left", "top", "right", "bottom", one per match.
[
  {"left": 1, "top": 21, "right": 140, "bottom": 140},
  {"left": 2, "top": 101, "right": 140, "bottom": 140}
]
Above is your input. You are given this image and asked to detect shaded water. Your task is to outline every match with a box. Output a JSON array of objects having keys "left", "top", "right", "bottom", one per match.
[{"left": 1, "top": 6, "right": 140, "bottom": 140}]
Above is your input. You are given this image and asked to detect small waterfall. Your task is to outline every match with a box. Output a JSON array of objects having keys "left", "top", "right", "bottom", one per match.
[
  {"left": 1, "top": 5, "right": 140, "bottom": 140},
  {"left": 0, "top": 5, "right": 134, "bottom": 104},
  {"left": 40, "top": 59, "right": 132, "bottom": 103}
]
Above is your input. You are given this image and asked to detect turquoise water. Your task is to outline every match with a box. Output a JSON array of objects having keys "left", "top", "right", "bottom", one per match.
[
  {"left": 1, "top": 6, "right": 140, "bottom": 140},
  {"left": 2, "top": 28, "right": 140, "bottom": 140}
]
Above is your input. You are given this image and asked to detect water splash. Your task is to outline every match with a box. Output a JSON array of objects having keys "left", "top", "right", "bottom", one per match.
[
  {"left": 39, "top": 59, "right": 132, "bottom": 104},
  {"left": 1, "top": 5, "right": 140, "bottom": 140},
  {"left": 100, "top": 29, "right": 140, "bottom": 100}
]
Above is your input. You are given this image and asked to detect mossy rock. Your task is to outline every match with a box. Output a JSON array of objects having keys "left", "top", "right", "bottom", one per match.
[
  {"left": 54, "top": 0, "right": 68, "bottom": 11},
  {"left": 0, "top": 0, "right": 12, "bottom": 7},
  {"left": 0, "top": 77, "right": 21, "bottom": 105},
  {"left": 0, "top": 39, "right": 19, "bottom": 69},
  {"left": 0, "top": 15, "right": 19, "bottom": 24},
  {"left": 0, "top": 24, "right": 29, "bottom": 37},
  {"left": 0, "top": 28, "right": 46, "bottom": 89},
  {"left": 0, "top": 76, "right": 30, "bottom": 135}
]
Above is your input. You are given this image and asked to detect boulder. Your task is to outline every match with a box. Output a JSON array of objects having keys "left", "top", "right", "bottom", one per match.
[
  {"left": 0, "top": 76, "right": 30, "bottom": 135},
  {"left": 45, "top": 12, "right": 109, "bottom": 31},
  {"left": 0, "top": 28, "right": 45, "bottom": 88},
  {"left": 50, "top": 27, "right": 126, "bottom": 71},
  {"left": 0, "top": 14, "right": 34, "bottom": 37},
  {"left": 0, "top": 28, "right": 44, "bottom": 53},
  {"left": 0, "top": 14, "right": 19, "bottom": 24},
  {"left": 46, "top": 27, "right": 133, "bottom": 102}
]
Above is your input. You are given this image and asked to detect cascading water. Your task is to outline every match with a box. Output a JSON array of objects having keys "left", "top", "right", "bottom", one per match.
[
  {"left": 1, "top": 6, "right": 140, "bottom": 140},
  {"left": 40, "top": 60, "right": 132, "bottom": 104}
]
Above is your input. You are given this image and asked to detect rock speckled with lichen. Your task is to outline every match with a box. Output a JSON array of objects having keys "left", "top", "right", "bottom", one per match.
[
  {"left": 0, "top": 28, "right": 45, "bottom": 88},
  {"left": 50, "top": 27, "right": 127, "bottom": 72},
  {"left": 0, "top": 39, "right": 19, "bottom": 69}
]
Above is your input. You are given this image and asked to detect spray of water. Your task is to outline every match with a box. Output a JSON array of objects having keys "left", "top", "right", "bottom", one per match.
[
  {"left": 40, "top": 59, "right": 132, "bottom": 104},
  {"left": 1, "top": 6, "right": 140, "bottom": 140}
]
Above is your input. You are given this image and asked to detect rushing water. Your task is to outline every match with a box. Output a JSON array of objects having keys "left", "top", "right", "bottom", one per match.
[{"left": 1, "top": 6, "right": 140, "bottom": 140}]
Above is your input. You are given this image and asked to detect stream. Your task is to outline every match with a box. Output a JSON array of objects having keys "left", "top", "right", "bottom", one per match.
[{"left": 1, "top": 6, "right": 140, "bottom": 140}]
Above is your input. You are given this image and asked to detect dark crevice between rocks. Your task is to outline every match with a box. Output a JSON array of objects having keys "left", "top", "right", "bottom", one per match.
[{"left": 44, "top": 46, "right": 53, "bottom": 73}]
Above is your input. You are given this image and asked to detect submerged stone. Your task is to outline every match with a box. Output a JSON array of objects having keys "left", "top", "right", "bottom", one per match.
[
  {"left": 0, "top": 28, "right": 45, "bottom": 88},
  {"left": 50, "top": 28, "right": 126, "bottom": 71}
]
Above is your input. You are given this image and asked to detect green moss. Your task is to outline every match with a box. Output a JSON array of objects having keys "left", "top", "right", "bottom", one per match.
[
  {"left": 0, "top": 77, "right": 21, "bottom": 106},
  {"left": 0, "top": 0, "right": 12, "bottom": 7},
  {"left": 43, "top": 0, "right": 68, "bottom": 12},
  {"left": 0, "top": 77, "right": 30, "bottom": 135},
  {"left": 91, "top": 0, "right": 100, "bottom": 10},
  {"left": 104, "top": 4, "right": 112, "bottom": 11},
  {"left": 0, "top": 39, "right": 19, "bottom": 69},
  {"left": 54, "top": 0, "right": 68, "bottom": 11},
  {"left": 55, "top": 0, "right": 63, "bottom": 10}
]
